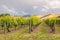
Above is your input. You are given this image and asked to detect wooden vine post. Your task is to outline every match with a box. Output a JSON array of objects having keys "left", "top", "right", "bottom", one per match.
[
  {"left": 53, "top": 19, "right": 56, "bottom": 34},
  {"left": 4, "top": 20, "right": 7, "bottom": 34},
  {"left": 29, "top": 19, "right": 33, "bottom": 33}
]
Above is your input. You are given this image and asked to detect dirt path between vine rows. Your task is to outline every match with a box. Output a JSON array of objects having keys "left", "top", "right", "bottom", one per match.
[
  {"left": 31, "top": 22, "right": 51, "bottom": 35},
  {"left": 31, "top": 23, "right": 42, "bottom": 34}
]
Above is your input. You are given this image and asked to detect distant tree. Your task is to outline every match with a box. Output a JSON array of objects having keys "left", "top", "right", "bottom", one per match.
[{"left": 0, "top": 13, "right": 10, "bottom": 17}]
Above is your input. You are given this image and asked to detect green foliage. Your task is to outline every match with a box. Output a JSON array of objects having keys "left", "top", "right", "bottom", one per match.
[
  {"left": 16, "top": 17, "right": 22, "bottom": 26},
  {"left": 30, "top": 15, "right": 41, "bottom": 26},
  {"left": 12, "top": 18, "right": 18, "bottom": 27},
  {"left": 45, "top": 17, "right": 56, "bottom": 27},
  {"left": 56, "top": 18, "right": 60, "bottom": 24},
  {"left": 45, "top": 17, "right": 60, "bottom": 26},
  {"left": 0, "top": 14, "right": 41, "bottom": 33}
]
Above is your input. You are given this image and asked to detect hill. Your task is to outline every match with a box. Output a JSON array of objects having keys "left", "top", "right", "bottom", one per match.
[{"left": 37, "top": 14, "right": 60, "bottom": 19}]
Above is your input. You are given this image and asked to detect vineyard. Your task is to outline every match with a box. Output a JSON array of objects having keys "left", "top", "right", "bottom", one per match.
[
  {"left": 0, "top": 14, "right": 60, "bottom": 40},
  {"left": 0, "top": 14, "right": 41, "bottom": 34}
]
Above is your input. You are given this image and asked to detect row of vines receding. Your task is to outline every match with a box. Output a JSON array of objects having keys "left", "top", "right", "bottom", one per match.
[{"left": 0, "top": 14, "right": 41, "bottom": 34}]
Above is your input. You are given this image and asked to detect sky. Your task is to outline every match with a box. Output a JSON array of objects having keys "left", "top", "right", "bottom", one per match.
[{"left": 0, "top": 0, "right": 60, "bottom": 16}]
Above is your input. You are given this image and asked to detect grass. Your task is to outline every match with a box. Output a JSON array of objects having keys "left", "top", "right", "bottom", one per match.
[
  {"left": 1, "top": 24, "right": 60, "bottom": 40},
  {"left": 5, "top": 29, "right": 60, "bottom": 40},
  {"left": 5, "top": 32, "right": 60, "bottom": 40},
  {"left": 39, "top": 23, "right": 47, "bottom": 34},
  {"left": 0, "top": 34, "right": 5, "bottom": 40}
]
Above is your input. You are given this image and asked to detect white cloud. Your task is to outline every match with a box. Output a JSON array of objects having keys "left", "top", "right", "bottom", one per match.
[
  {"left": 32, "top": 0, "right": 60, "bottom": 11},
  {"left": 33, "top": 6, "right": 38, "bottom": 10},
  {"left": 41, "top": 8, "right": 48, "bottom": 12},
  {"left": 25, "top": 0, "right": 44, "bottom": 5},
  {"left": 43, "top": 6, "right": 49, "bottom": 10},
  {"left": 49, "top": 0, "right": 60, "bottom": 8},
  {"left": 44, "top": 0, "right": 60, "bottom": 9},
  {"left": 21, "top": 11, "right": 28, "bottom": 15},
  {"left": 2, "top": 5, "right": 16, "bottom": 13}
]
